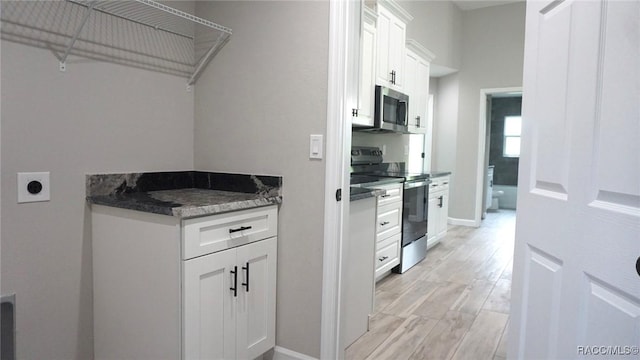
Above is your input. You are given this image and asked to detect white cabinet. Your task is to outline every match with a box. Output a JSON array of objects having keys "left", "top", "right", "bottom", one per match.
[
  {"left": 375, "top": 1, "right": 412, "bottom": 91},
  {"left": 427, "top": 175, "right": 450, "bottom": 249},
  {"left": 92, "top": 205, "right": 278, "bottom": 360},
  {"left": 404, "top": 40, "right": 434, "bottom": 134},
  {"left": 353, "top": 7, "right": 377, "bottom": 127},
  {"left": 365, "top": 182, "right": 404, "bottom": 280},
  {"left": 343, "top": 196, "right": 377, "bottom": 347},
  {"left": 183, "top": 237, "right": 276, "bottom": 360}
]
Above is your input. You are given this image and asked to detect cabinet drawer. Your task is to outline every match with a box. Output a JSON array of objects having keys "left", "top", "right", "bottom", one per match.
[
  {"left": 376, "top": 202, "right": 402, "bottom": 241},
  {"left": 375, "top": 183, "right": 403, "bottom": 206},
  {"left": 375, "top": 233, "right": 400, "bottom": 278},
  {"left": 182, "top": 205, "right": 278, "bottom": 260}
]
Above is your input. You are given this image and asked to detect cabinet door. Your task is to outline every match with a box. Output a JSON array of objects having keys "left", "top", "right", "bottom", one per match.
[
  {"left": 183, "top": 249, "right": 237, "bottom": 360},
  {"left": 387, "top": 17, "right": 406, "bottom": 89},
  {"left": 235, "top": 237, "right": 277, "bottom": 360},
  {"left": 404, "top": 50, "right": 419, "bottom": 127},
  {"left": 437, "top": 192, "right": 449, "bottom": 239},
  {"left": 416, "top": 59, "right": 430, "bottom": 132},
  {"left": 427, "top": 195, "right": 439, "bottom": 246},
  {"left": 353, "top": 20, "right": 376, "bottom": 127},
  {"left": 375, "top": 8, "right": 392, "bottom": 86}
]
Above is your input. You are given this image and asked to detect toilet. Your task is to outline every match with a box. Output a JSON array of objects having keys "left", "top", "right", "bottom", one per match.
[{"left": 490, "top": 189, "right": 504, "bottom": 210}]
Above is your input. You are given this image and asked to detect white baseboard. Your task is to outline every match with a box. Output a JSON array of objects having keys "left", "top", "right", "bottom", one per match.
[
  {"left": 448, "top": 217, "right": 478, "bottom": 227},
  {"left": 272, "top": 346, "right": 318, "bottom": 360}
]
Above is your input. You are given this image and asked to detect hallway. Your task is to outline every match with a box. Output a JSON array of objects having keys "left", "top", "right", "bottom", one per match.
[{"left": 346, "top": 210, "right": 516, "bottom": 360}]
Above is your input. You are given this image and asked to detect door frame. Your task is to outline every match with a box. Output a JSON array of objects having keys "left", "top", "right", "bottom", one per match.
[
  {"left": 474, "top": 87, "right": 523, "bottom": 226},
  {"left": 320, "top": 0, "right": 359, "bottom": 358}
]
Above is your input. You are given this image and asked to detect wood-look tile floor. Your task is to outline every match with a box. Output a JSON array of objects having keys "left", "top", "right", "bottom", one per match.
[{"left": 346, "top": 210, "right": 516, "bottom": 360}]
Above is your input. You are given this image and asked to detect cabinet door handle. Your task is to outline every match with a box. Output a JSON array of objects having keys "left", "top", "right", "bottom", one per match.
[
  {"left": 378, "top": 256, "right": 388, "bottom": 262},
  {"left": 229, "top": 225, "right": 252, "bottom": 234},
  {"left": 438, "top": 196, "right": 443, "bottom": 208},
  {"left": 230, "top": 266, "right": 238, "bottom": 297},
  {"left": 380, "top": 221, "right": 390, "bottom": 226},
  {"left": 242, "top": 262, "right": 250, "bottom": 292},
  {"left": 416, "top": 116, "right": 421, "bottom": 127}
]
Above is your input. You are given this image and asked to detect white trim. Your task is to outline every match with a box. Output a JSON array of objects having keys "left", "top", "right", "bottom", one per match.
[
  {"left": 378, "top": 0, "right": 413, "bottom": 23},
  {"left": 448, "top": 217, "right": 478, "bottom": 227},
  {"left": 406, "top": 39, "right": 435, "bottom": 62},
  {"left": 320, "top": 0, "right": 358, "bottom": 359},
  {"left": 273, "top": 346, "right": 318, "bottom": 360},
  {"left": 475, "top": 87, "right": 522, "bottom": 227}
]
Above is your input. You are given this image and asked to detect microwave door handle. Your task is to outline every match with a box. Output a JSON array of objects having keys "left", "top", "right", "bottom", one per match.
[{"left": 399, "top": 101, "right": 408, "bottom": 126}]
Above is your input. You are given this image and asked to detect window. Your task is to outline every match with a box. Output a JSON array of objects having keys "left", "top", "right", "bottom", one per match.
[{"left": 503, "top": 116, "right": 522, "bottom": 157}]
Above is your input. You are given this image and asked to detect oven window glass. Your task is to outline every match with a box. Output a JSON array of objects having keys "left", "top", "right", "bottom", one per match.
[{"left": 402, "top": 184, "right": 428, "bottom": 247}]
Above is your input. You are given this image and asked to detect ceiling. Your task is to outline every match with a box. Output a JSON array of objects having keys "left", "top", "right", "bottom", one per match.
[{"left": 452, "top": 0, "right": 524, "bottom": 11}]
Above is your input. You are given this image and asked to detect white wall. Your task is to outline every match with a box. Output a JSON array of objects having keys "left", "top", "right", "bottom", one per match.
[
  {"left": 193, "top": 1, "right": 329, "bottom": 357},
  {"left": 399, "top": 0, "right": 463, "bottom": 73},
  {"left": 448, "top": 2, "right": 525, "bottom": 221},
  {"left": 0, "top": 41, "right": 194, "bottom": 359},
  {"left": 432, "top": 73, "right": 459, "bottom": 176}
]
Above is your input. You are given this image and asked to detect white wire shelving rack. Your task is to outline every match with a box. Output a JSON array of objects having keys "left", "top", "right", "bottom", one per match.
[{"left": 0, "top": 0, "right": 232, "bottom": 86}]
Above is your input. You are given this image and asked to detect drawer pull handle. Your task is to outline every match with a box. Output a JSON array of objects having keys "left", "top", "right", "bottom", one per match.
[
  {"left": 380, "top": 194, "right": 391, "bottom": 198},
  {"left": 378, "top": 256, "right": 388, "bottom": 262},
  {"left": 380, "top": 221, "right": 390, "bottom": 226},
  {"left": 229, "top": 225, "right": 252, "bottom": 234},
  {"left": 230, "top": 266, "right": 238, "bottom": 297},
  {"left": 242, "top": 262, "right": 250, "bottom": 292}
]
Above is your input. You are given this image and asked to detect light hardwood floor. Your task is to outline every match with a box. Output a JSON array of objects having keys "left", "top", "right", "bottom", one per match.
[{"left": 346, "top": 210, "right": 516, "bottom": 360}]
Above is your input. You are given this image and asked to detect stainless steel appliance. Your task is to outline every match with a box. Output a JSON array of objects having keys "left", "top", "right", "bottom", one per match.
[
  {"left": 356, "top": 86, "right": 409, "bottom": 133},
  {"left": 351, "top": 146, "right": 430, "bottom": 273}
]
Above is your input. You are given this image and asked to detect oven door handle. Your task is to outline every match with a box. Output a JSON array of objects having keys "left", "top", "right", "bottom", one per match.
[{"left": 404, "top": 180, "right": 431, "bottom": 189}]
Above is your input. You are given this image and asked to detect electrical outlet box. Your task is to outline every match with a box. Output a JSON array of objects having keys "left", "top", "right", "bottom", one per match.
[{"left": 18, "top": 172, "right": 50, "bottom": 203}]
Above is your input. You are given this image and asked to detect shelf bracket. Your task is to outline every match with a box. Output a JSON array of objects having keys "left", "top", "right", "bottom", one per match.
[
  {"left": 59, "top": 0, "right": 98, "bottom": 72},
  {"left": 187, "top": 32, "right": 231, "bottom": 86}
]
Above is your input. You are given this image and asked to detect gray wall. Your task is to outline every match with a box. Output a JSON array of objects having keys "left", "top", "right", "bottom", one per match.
[
  {"left": 448, "top": 2, "right": 525, "bottom": 221},
  {"left": 399, "top": 0, "right": 463, "bottom": 72},
  {"left": 193, "top": 1, "right": 329, "bottom": 358},
  {"left": 0, "top": 41, "right": 194, "bottom": 359}
]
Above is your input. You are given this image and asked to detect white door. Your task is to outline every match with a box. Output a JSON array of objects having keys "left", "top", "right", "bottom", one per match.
[
  {"left": 235, "top": 238, "right": 277, "bottom": 360},
  {"left": 183, "top": 249, "right": 237, "bottom": 360},
  {"left": 509, "top": 1, "right": 640, "bottom": 359}
]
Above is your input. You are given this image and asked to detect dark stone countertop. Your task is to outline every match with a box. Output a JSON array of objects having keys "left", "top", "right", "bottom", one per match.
[
  {"left": 86, "top": 171, "right": 282, "bottom": 218},
  {"left": 350, "top": 187, "right": 386, "bottom": 202},
  {"left": 428, "top": 171, "right": 452, "bottom": 178}
]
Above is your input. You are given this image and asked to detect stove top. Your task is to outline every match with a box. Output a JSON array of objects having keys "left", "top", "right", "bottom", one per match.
[{"left": 351, "top": 146, "right": 430, "bottom": 183}]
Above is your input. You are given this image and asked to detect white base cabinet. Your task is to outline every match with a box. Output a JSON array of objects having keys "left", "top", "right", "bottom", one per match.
[
  {"left": 427, "top": 176, "right": 450, "bottom": 249},
  {"left": 183, "top": 237, "right": 276, "bottom": 360},
  {"left": 92, "top": 204, "right": 278, "bottom": 360},
  {"left": 366, "top": 182, "right": 403, "bottom": 281}
]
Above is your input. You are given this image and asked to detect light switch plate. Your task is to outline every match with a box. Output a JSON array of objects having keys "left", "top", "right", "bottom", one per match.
[
  {"left": 18, "top": 172, "right": 50, "bottom": 203},
  {"left": 310, "top": 134, "right": 323, "bottom": 159}
]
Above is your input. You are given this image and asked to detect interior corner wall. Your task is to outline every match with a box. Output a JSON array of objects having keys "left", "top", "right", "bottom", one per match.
[
  {"left": 192, "top": 1, "right": 329, "bottom": 358},
  {"left": 433, "top": 73, "right": 459, "bottom": 176},
  {"left": 450, "top": 2, "right": 526, "bottom": 221},
  {"left": 399, "top": 0, "right": 462, "bottom": 71},
  {"left": 0, "top": 42, "right": 194, "bottom": 359}
]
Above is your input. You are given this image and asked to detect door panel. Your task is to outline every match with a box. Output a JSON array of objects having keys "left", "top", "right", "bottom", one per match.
[
  {"left": 183, "top": 249, "right": 237, "bottom": 360},
  {"left": 236, "top": 237, "right": 277, "bottom": 360},
  {"left": 510, "top": 1, "right": 640, "bottom": 359}
]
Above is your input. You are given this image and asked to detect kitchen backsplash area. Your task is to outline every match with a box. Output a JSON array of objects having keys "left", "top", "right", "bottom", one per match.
[{"left": 352, "top": 132, "right": 427, "bottom": 173}]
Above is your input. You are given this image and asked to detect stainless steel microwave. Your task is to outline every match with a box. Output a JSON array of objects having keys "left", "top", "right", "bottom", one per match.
[{"left": 364, "top": 85, "right": 409, "bottom": 133}]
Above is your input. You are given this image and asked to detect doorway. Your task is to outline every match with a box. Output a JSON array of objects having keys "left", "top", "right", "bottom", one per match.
[
  {"left": 484, "top": 94, "right": 522, "bottom": 218},
  {"left": 475, "top": 87, "right": 522, "bottom": 224}
]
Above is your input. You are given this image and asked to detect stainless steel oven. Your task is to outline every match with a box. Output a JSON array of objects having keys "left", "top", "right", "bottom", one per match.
[{"left": 397, "top": 179, "right": 429, "bottom": 273}]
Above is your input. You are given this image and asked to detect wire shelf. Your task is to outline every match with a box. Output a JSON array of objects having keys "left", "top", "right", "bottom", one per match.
[{"left": 1, "top": 0, "right": 232, "bottom": 85}]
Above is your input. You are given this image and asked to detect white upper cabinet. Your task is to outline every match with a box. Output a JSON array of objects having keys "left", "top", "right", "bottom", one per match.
[
  {"left": 353, "top": 7, "right": 377, "bottom": 127},
  {"left": 375, "top": 1, "right": 412, "bottom": 91},
  {"left": 404, "top": 40, "right": 435, "bottom": 134}
]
